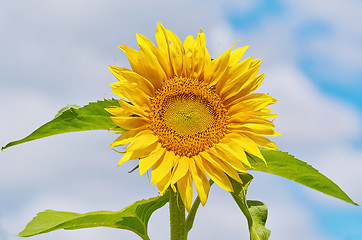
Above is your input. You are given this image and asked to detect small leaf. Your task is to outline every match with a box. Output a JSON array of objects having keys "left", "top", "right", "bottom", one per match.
[
  {"left": 247, "top": 201, "right": 270, "bottom": 240},
  {"left": 2, "top": 99, "right": 122, "bottom": 150},
  {"left": 230, "top": 173, "right": 271, "bottom": 240},
  {"left": 247, "top": 149, "right": 358, "bottom": 206},
  {"left": 18, "top": 194, "right": 168, "bottom": 240}
]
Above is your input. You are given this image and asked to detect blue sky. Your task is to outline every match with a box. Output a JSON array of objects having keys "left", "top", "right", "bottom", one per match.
[{"left": 1, "top": 0, "right": 361, "bottom": 240}]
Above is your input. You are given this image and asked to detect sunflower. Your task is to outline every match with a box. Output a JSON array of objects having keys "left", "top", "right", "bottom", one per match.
[{"left": 106, "top": 22, "right": 279, "bottom": 211}]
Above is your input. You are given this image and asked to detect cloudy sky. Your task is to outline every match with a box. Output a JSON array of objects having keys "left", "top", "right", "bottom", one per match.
[{"left": 1, "top": 0, "right": 362, "bottom": 239}]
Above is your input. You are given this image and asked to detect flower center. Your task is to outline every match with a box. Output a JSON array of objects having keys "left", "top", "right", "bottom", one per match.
[
  {"left": 164, "top": 96, "right": 214, "bottom": 135},
  {"left": 150, "top": 77, "right": 228, "bottom": 157}
]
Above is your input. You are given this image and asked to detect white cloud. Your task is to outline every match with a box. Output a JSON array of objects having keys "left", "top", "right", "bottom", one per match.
[
  {"left": 289, "top": 0, "right": 362, "bottom": 32},
  {"left": 281, "top": 0, "right": 362, "bottom": 80},
  {"left": 261, "top": 64, "right": 361, "bottom": 150}
]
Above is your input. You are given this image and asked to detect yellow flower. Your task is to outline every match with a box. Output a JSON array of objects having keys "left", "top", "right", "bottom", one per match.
[{"left": 107, "top": 22, "right": 279, "bottom": 211}]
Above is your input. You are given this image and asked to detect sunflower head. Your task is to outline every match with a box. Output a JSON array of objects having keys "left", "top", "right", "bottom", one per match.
[{"left": 106, "top": 22, "right": 279, "bottom": 211}]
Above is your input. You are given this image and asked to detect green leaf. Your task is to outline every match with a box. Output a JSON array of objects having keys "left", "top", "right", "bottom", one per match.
[
  {"left": 230, "top": 173, "right": 271, "bottom": 240},
  {"left": 2, "top": 99, "right": 121, "bottom": 150},
  {"left": 247, "top": 200, "right": 270, "bottom": 240},
  {"left": 247, "top": 149, "right": 358, "bottom": 205},
  {"left": 19, "top": 194, "right": 169, "bottom": 240}
]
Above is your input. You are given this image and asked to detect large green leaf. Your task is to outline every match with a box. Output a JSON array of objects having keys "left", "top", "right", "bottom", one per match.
[
  {"left": 230, "top": 173, "right": 271, "bottom": 240},
  {"left": 2, "top": 99, "right": 121, "bottom": 150},
  {"left": 247, "top": 149, "right": 358, "bottom": 205},
  {"left": 19, "top": 194, "right": 169, "bottom": 240}
]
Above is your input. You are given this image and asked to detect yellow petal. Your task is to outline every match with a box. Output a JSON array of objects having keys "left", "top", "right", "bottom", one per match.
[
  {"left": 119, "top": 44, "right": 164, "bottom": 90},
  {"left": 117, "top": 151, "right": 134, "bottom": 166},
  {"left": 137, "top": 34, "right": 172, "bottom": 79},
  {"left": 109, "top": 81, "right": 129, "bottom": 99},
  {"left": 105, "top": 106, "right": 130, "bottom": 117},
  {"left": 221, "top": 64, "right": 261, "bottom": 101},
  {"left": 243, "top": 73, "right": 265, "bottom": 95},
  {"left": 151, "top": 151, "right": 176, "bottom": 185},
  {"left": 154, "top": 22, "right": 173, "bottom": 77},
  {"left": 139, "top": 144, "right": 165, "bottom": 175},
  {"left": 194, "top": 155, "right": 233, "bottom": 192},
  {"left": 180, "top": 31, "right": 209, "bottom": 80},
  {"left": 191, "top": 32, "right": 207, "bottom": 79},
  {"left": 137, "top": 37, "right": 169, "bottom": 82},
  {"left": 127, "top": 130, "right": 159, "bottom": 152},
  {"left": 229, "top": 46, "right": 249, "bottom": 66},
  {"left": 117, "top": 99, "right": 148, "bottom": 118},
  {"left": 228, "top": 117, "right": 276, "bottom": 128},
  {"left": 171, "top": 156, "right": 190, "bottom": 186},
  {"left": 189, "top": 156, "right": 210, "bottom": 206},
  {"left": 111, "top": 82, "right": 151, "bottom": 108},
  {"left": 243, "top": 132, "right": 278, "bottom": 150},
  {"left": 117, "top": 45, "right": 143, "bottom": 74},
  {"left": 166, "top": 29, "right": 184, "bottom": 77},
  {"left": 229, "top": 133, "right": 266, "bottom": 163},
  {"left": 199, "top": 29, "right": 212, "bottom": 70},
  {"left": 205, "top": 41, "right": 238, "bottom": 86},
  {"left": 225, "top": 73, "right": 265, "bottom": 107},
  {"left": 157, "top": 171, "right": 172, "bottom": 195},
  {"left": 117, "top": 142, "right": 158, "bottom": 166},
  {"left": 250, "top": 58, "right": 261, "bottom": 68},
  {"left": 239, "top": 119, "right": 275, "bottom": 130},
  {"left": 218, "top": 139, "right": 251, "bottom": 168},
  {"left": 183, "top": 35, "right": 196, "bottom": 78},
  {"left": 177, "top": 173, "right": 193, "bottom": 212},
  {"left": 229, "top": 124, "right": 280, "bottom": 137},
  {"left": 110, "top": 127, "right": 147, "bottom": 147},
  {"left": 108, "top": 65, "right": 155, "bottom": 97},
  {"left": 215, "top": 56, "right": 252, "bottom": 95},
  {"left": 111, "top": 116, "right": 148, "bottom": 130},
  {"left": 200, "top": 151, "right": 242, "bottom": 183},
  {"left": 211, "top": 144, "right": 247, "bottom": 172},
  {"left": 228, "top": 94, "right": 277, "bottom": 116},
  {"left": 204, "top": 47, "right": 231, "bottom": 86}
]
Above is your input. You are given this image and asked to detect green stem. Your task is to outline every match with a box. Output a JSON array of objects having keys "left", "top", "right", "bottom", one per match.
[{"left": 169, "top": 188, "right": 186, "bottom": 240}]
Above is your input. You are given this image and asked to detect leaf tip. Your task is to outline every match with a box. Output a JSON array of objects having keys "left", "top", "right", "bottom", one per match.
[
  {"left": 17, "top": 232, "right": 27, "bottom": 238},
  {"left": 1, "top": 143, "right": 11, "bottom": 151},
  {"left": 351, "top": 201, "right": 359, "bottom": 206}
]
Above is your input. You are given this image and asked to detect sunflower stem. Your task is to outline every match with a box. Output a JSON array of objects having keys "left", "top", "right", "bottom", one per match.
[{"left": 169, "top": 188, "right": 186, "bottom": 240}]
